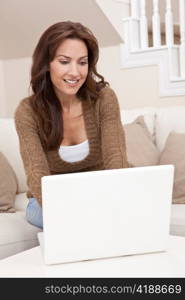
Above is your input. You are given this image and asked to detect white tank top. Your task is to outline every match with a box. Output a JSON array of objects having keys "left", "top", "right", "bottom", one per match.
[{"left": 58, "top": 140, "right": 89, "bottom": 163}]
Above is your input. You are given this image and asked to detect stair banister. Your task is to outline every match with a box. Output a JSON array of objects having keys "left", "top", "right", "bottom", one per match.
[
  {"left": 101, "top": 0, "right": 185, "bottom": 95},
  {"left": 165, "top": 0, "right": 174, "bottom": 47},
  {"left": 139, "top": 0, "right": 149, "bottom": 49},
  {"left": 179, "top": 0, "right": 185, "bottom": 77},
  {"left": 131, "top": 0, "right": 140, "bottom": 18},
  {"left": 152, "top": 0, "right": 161, "bottom": 47}
]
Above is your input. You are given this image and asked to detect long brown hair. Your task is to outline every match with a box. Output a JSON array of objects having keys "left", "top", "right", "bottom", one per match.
[{"left": 30, "top": 21, "right": 108, "bottom": 151}]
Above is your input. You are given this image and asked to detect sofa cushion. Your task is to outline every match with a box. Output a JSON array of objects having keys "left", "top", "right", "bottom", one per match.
[
  {"left": 121, "top": 107, "right": 156, "bottom": 140},
  {"left": 170, "top": 204, "right": 185, "bottom": 237},
  {"left": 159, "top": 131, "right": 185, "bottom": 204},
  {"left": 0, "top": 211, "right": 42, "bottom": 259},
  {"left": 124, "top": 116, "right": 160, "bottom": 167},
  {"left": 14, "top": 192, "right": 29, "bottom": 211},
  {"left": 0, "top": 152, "right": 18, "bottom": 212},
  {"left": 0, "top": 118, "right": 28, "bottom": 193},
  {"left": 155, "top": 106, "right": 185, "bottom": 151}
]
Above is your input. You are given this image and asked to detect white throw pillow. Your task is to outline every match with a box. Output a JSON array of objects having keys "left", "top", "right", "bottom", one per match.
[
  {"left": 121, "top": 107, "right": 156, "bottom": 141},
  {"left": 155, "top": 106, "right": 185, "bottom": 151}
]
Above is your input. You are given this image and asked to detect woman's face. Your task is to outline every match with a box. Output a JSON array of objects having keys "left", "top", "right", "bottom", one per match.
[{"left": 49, "top": 38, "right": 88, "bottom": 98}]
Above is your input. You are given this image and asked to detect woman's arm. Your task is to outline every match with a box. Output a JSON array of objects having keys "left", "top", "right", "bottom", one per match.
[
  {"left": 14, "top": 99, "right": 50, "bottom": 206},
  {"left": 99, "top": 87, "right": 129, "bottom": 169}
]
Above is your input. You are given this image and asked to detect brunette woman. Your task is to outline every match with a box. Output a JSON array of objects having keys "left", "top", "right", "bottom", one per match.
[{"left": 14, "top": 21, "right": 129, "bottom": 229}]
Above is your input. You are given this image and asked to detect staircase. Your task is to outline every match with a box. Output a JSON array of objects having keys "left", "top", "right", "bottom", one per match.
[{"left": 96, "top": 0, "right": 185, "bottom": 97}]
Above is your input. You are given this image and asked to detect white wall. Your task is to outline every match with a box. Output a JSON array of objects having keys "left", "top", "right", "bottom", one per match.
[
  {"left": 3, "top": 57, "right": 32, "bottom": 117},
  {"left": 0, "top": 60, "right": 6, "bottom": 117},
  {"left": 0, "top": 0, "right": 122, "bottom": 59},
  {"left": 96, "top": 0, "right": 130, "bottom": 40},
  {"left": 98, "top": 45, "right": 185, "bottom": 109}
]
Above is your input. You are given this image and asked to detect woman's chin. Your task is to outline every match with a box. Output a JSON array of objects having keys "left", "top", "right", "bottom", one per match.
[{"left": 61, "top": 87, "right": 81, "bottom": 96}]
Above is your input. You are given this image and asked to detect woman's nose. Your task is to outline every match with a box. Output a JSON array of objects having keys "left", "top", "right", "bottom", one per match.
[{"left": 68, "top": 63, "right": 80, "bottom": 76}]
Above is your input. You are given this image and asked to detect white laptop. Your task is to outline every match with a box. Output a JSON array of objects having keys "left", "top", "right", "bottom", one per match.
[{"left": 38, "top": 165, "right": 174, "bottom": 265}]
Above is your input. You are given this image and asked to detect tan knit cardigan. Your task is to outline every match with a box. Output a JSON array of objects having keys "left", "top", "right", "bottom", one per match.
[{"left": 14, "top": 86, "right": 129, "bottom": 205}]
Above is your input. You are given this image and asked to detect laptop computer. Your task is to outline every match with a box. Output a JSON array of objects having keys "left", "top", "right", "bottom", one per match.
[{"left": 38, "top": 165, "right": 174, "bottom": 265}]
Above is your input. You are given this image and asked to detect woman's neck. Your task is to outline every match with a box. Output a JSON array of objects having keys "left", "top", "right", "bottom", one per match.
[{"left": 55, "top": 90, "right": 80, "bottom": 113}]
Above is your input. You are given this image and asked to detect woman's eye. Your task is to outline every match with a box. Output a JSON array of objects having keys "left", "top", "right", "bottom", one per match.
[
  {"left": 59, "top": 61, "right": 68, "bottom": 64},
  {"left": 80, "top": 61, "right": 88, "bottom": 65},
  {"left": 59, "top": 61, "right": 88, "bottom": 65}
]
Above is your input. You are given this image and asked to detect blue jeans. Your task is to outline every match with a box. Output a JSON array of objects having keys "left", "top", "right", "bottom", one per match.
[{"left": 26, "top": 197, "right": 43, "bottom": 229}]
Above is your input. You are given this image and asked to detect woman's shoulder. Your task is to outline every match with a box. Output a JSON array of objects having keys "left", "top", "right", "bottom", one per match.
[
  {"left": 96, "top": 85, "right": 119, "bottom": 109},
  {"left": 14, "top": 96, "right": 35, "bottom": 123},
  {"left": 92, "top": 85, "right": 120, "bottom": 121},
  {"left": 99, "top": 85, "right": 115, "bottom": 96},
  {"left": 14, "top": 97, "right": 33, "bottom": 116}
]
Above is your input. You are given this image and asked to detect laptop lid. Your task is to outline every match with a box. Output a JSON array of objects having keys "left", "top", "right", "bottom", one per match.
[{"left": 41, "top": 165, "right": 174, "bottom": 265}]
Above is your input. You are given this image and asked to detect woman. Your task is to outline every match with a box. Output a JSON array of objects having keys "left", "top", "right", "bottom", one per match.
[{"left": 14, "top": 21, "right": 129, "bottom": 229}]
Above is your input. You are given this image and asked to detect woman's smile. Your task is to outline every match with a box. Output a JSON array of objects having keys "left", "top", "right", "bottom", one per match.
[{"left": 63, "top": 78, "right": 80, "bottom": 87}]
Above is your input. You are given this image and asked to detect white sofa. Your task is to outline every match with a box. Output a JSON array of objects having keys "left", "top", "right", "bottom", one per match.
[
  {"left": 0, "top": 105, "right": 185, "bottom": 259},
  {"left": 0, "top": 119, "right": 42, "bottom": 260}
]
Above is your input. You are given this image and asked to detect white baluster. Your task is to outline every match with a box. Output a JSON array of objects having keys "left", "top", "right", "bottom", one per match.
[
  {"left": 179, "top": 0, "right": 185, "bottom": 77},
  {"left": 165, "top": 0, "right": 174, "bottom": 46},
  {"left": 140, "top": 0, "right": 149, "bottom": 49},
  {"left": 131, "top": 0, "right": 140, "bottom": 18},
  {"left": 152, "top": 0, "right": 161, "bottom": 47}
]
